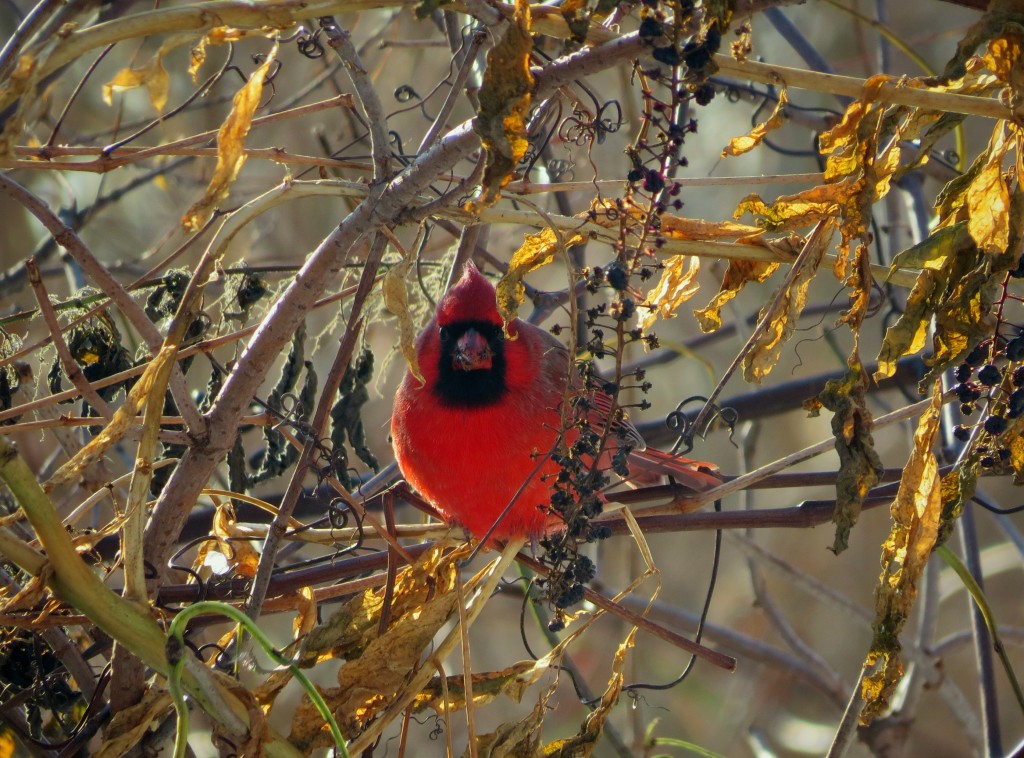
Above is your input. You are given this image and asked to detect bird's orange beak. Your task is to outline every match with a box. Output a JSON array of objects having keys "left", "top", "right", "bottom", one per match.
[{"left": 453, "top": 328, "right": 493, "bottom": 371}]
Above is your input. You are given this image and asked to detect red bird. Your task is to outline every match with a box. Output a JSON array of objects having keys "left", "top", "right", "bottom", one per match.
[{"left": 391, "top": 263, "right": 720, "bottom": 541}]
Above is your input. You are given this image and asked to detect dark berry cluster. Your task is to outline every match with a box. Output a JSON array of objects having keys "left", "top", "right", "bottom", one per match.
[{"left": 950, "top": 336, "right": 1024, "bottom": 469}]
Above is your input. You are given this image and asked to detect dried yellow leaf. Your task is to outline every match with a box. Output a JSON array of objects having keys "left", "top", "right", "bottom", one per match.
[
  {"left": 638, "top": 255, "right": 700, "bottom": 332},
  {"left": 182, "top": 44, "right": 278, "bottom": 232},
  {"left": 742, "top": 224, "right": 829, "bottom": 383},
  {"left": 693, "top": 258, "right": 779, "bottom": 332},
  {"left": 469, "top": 0, "right": 534, "bottom": 211},
  {"left": 102, "top": 35, "right": 194, "bottom": 113},
  {"left": 860, "top": 382, "right": 943, "bottom": 723},
  {"left": 966, "top": 127, "right": 1010, "bottom": 253},
  {"left": 722, "top": 87, "right": 788, "bottom": 157},
  {"left": 94, "top": 689, "right": 172, "bottom": 758},
  {"left": 496, "top": 227, "right": 584, "bottom": 328}
]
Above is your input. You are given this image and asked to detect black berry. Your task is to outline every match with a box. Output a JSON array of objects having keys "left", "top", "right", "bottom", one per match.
[
  {"left": 978, "top": 364, "right": 1002, "bottom": 386},
  {"left": 985, "top": 415, "right": 1008, "bottom": 435},
  {"left": 954, "top": 364, "right": 972, "bottom": 382},
  {"left": 953, "top": 425, "right": 971, "bottom": 441},
  {"left": 1009, "top": 337, "right": 1024, "bottom": 361}
]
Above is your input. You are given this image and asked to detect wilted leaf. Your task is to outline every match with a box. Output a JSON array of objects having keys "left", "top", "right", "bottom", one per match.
[
  {"left": 94, "top": 689, "right": 172, "bottom": 758},
  {"left": 722, "top": 87, "right": 788, "bottom": 157},
  {"left": 496, "top": 228, "right": 584, "bottom": 328},
  {"left": 413, "top": 661, "right": 543, "bottom": 714},
  {"left": 542, "top": 629, "right": 634, "bottom": 757},
  {"left": 735, "top": 179, "right": 857, "bottom": 233},
  {"left": 291, "top": 575, "right": 460, "bottom": 747},
  {"left": 966, "top": 127, "right": 1010, "bottom": 253},
  {"left": 638, "top": 255, "right": 700, "bottom": 332},
  {"left": 44, "top": 345, "right": 178, "bottom": 492},
  {"left": 874, "top": 224, "right": 970, "bottom": 380},
  {"left": 211, "top": 500, "right": 260, "bottom": 577},
  {"left": 470, "top": 0, "right": 534, "bottom": 210},
  {"left": 297, "top": 544, "right": 460, "bottom": 666},
  {"left": 470, "top": 700, "right": 545, "bottom": 758},
  {"left": 182, "top": 44, "right": 278, "bottom": 232},
  {"left": 102, "top": 35, "right": 193, "bottom": 113},
  {"left": 293, "top": 585, "right": 316, "bottom": 640},
  {"left": 742, "top": 223, "right": 830, "bottom": 383},
  {"left": 860, "top": 382, "right": 943, "bottom": 723},
  {"left": 189, "top": 27, "right": 254, "bottom": 81},
  {"left": 818, "top": 358, "right": 884, "bottom": 554},
  {"left": 693, "top": 259, "right": 779, "bottom": 332},
  {"left": 0, "top": 53, "right": 40, "bottom": 158},
  {"left": 383, "top": 255, "right": 423, "bottom": 384}
]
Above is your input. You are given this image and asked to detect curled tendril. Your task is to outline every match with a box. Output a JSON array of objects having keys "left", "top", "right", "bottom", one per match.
[
  {"left": 394, "top": 84, "right": 420, "bottom": 102},
  {"left": 665, "top": 395, "right": 738, "bottom": 454},
  {"left": 545, "top": 158, "right": 576, "bottom": 182},
  {"left": 295, "top": 25, "right": 326, "bottom": 58}
]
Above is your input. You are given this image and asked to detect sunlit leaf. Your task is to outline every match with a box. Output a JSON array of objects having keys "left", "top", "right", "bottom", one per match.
[
  {"left": 541, "top": 629, "right": 634, "bottom": 757},
  {"left": 469, "top": 0, "right": 534, "bottom": 210},
  {"left": 818, "top": 358, "right": 884, "bottom": 554},
  {"left": 181, "top": 44, "right": 278, "bottom": 232},
  {"left": 496, "top": 227, "right": 584, "bottom": 328},
  {"left": 412, "top": 662, "right": 541, "bottom": 714},
  {"left": 721, "top": 87, "right": 788, "bottom": 157},
  {"left": 693, "top": 259, "right": 779, "bottom": 332},
  {"left": 861, "top": 382, "right": 943, "bottom": 723},
  {"left": 966, "top": 126, "right": 1010, "bottom": 253},
  {"left": 102, "top": 35, "right": 194, "bottom": 113},
  {"left": 189, "top": 27, "right": 253, "bottom": 81},
  {"left": 212, "top": 500, "right": 260, "bottom": 577},
  {"left": 638, "top": 255, "right": 701, "bottom": 332},
  {"left": 474, "top": 700, "right": 546, "bottom": 757},
  {"left": 742, "top": 223, "right": 830, "bottom": 383}
]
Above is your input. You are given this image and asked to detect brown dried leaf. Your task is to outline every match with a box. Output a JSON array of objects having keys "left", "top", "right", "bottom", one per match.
[
  {"left": 818, "top": 358, "right": 884, "bottom": 554},
  {"left": 541, "top": 629, "right": 634, "bottom": 757},
  {"left": 496, "top": 228, "right": 584, "bottom": 328},
  {"left": 638, "top": 255, "right": 700, "bottom": 332},
  {"left": 383, "top": 256, "right": 424, "bottom": 384},
  {"left": 735, "top": 179, "right": 857, "bottom": 233},
  {"left": 293, "top": 585, "right": 317, "bottom": 640},
  {"left": 44, "top": 346, "right": 177, "bottom": 492},
  {"left": 182, "top": 44, "right": 278, "bottom": 232},
  {"left": 189, "top": 27, "right": 253, "bottom": 81},
  {"left": 412, "top": 661, "right": 542, "bottom": 714},
  {"left": 722, "top": 87, "right": 788, "bottom": 157},
  {"left": 693, "top": 259, "right": 779, "bottom": 332},
  {"left": 469, "top": 700, "right": 545, "bottom": 758},
  {"left": 94, "top": 689, "right": 172, "bottom": 758},
  {"left": 291, "top": 579, "right": 460, "bottom": 748},
  {"left": 860, "top": 382, "right": 943, "bottom": 723},
  {"left": 470, "top": 0, "right": 534, "bottom": 210},
  {"left": 102, "top": 35, "right": 194, "bottom": 113},
  {"left": 742, "top": 225, "right": 830, "bottom": 383}
]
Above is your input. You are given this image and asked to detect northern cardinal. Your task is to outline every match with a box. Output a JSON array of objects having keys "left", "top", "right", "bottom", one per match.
[{"left": 391, "top": 263, "right": 720, "bottom": 541}]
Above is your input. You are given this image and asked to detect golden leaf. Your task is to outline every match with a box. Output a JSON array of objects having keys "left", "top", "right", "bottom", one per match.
[
  {"left": 542, "top": 629, "right": 634, "bottom": 757},
  {"left": 293, "top": 585, "right": 317, "bottom": 640},
  {"left": 411, "top": 661, "right": 540, "bottom": 714},
  {"left": 189, "top": 27, "right": 252, "bottom": 81},
  {"left": 291, "top": 579, "right": 460, "bottom": 748},
  {"left": 693, "top": 258, "right": 779, "bottom": 332},
  {"left": 212, "top": 501, "right": 260, "bottom": 578},
  {"left": 496, "top": 228, "right": 584, "bottom": 328},
  {"left": 860, "top": 381, "right": 943, "bottom": 723},
  {"left": 721, "top": 87, "right": 788, "bottom": 157},
  {"left": 735, "top": 179, "right": 857, "bottom": 232},
  {"left": 966, "top": 127, "right": 1010, "bottom": 253},
  {"left": 638, "top": 255, "right": 700, "bottom": 332},
  {"left": 44, "top": 345, "right": 177, "bottom": 492},
  {"left": 469, "top": 0, "right": 534, "bottom": 211},
  {"left": 182, "top": 44, "right": 278, "bottom": 232},
  {"left": 101, "top": 35, "right": 193, "bottom": 113},
  {"left": 817, "top": 358, "right": 884, "bottom": 554},
  {"left": 742, "top": 224, "right": 830, "bottom": 383},
  {"left": 0, "top": 728, "right": 13, "bottom": 758}
]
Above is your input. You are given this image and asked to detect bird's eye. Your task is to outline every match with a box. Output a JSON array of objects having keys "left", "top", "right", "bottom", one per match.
[{"left": 439, "top": 327, "right": 451, "bottom": 342}]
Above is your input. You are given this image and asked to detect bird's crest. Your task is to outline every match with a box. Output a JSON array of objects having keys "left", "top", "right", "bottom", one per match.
[{"left": 437, "top": 262, "right": 504, "bottom": 327}]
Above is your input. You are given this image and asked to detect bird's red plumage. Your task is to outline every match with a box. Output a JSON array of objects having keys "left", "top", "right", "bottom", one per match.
[{"left": 391, "top": 263, "right": 720, "bottom": 541}]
